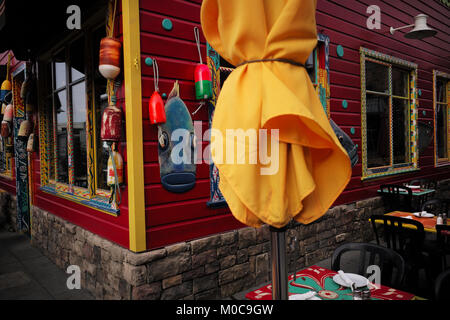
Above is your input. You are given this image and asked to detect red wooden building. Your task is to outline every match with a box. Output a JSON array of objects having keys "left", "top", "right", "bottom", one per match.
[{"left": 0, "top": 0, "right": 448, "bottom": 299}]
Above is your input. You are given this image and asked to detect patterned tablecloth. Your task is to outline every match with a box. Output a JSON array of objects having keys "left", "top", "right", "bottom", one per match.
[{"left": 245, "top": 265, "right": 416, "bottom": 300}]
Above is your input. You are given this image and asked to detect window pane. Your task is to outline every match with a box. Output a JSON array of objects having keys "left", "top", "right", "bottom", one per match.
[
  {"left": 72, "top": 82, "right": 87, "bottom": 188},
  {"left": 54, "top": 50, "right": 66, "bottom": 89},
  {"left": 392, "top": 67, "right": 409, "bottom": 97},
  {"left": 56, "top": 90, "right": 68, "bottom": 183},
  {"left": 93, "top": 26, "right": 109, "bottom": 191},
  {"left": 437, "top": 102, "right": 448, "bottom": 159},
  {"left": 366, "top": 94, "right": 390, "bottom": 168},
  {"left": 436, "top": 78, "right": 447, "bottom": 103},
  {"left": 392, "top": 98, "right": 410, "bottom": 164},
  {"left": 365, "top": 61, "right": 389, "bottom": 94},
  {"left": 70, "top": 37, "right": 85, "bottom": 82}
]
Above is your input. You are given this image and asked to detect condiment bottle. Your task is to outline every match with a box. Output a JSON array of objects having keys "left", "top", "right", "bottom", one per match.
[{"left": 436, "top": 214, "right": 443, "bottom": 225}]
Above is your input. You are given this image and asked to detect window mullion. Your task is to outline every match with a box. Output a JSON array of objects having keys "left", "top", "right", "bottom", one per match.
[{"left": 66, "top": 46, "right": 75, "bottom": 191}]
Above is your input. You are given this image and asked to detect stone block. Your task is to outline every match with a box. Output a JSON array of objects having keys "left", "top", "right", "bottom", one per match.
[
  {"left": 238, "top": 228, "right": 257, "bottom": 249},
  {"left": 191, "top": 235, "right": 221, "bottom": 254},
  {"left": 148, "top": 252, "right": 191, "bottom": 282},
  {"left": 192, "top": 249, "right": 216, "bottom": 268},
  {"left": 193, "top": 273, "right": 218, "bottom": 294},
  {"left": 220, "top": 255, "right": 236, "bottom": 270},
  {"left": 123, "top": 263, "right": 147, "bottom": 287},
  {"left": 161, "top": 281, "right": 193, "bottom": 300},
  {"left": 162, "top": 275, "right": 182, "bottom": 289},
  {"left": 125, "top": 248, "right": 166, "bottom": 266}
]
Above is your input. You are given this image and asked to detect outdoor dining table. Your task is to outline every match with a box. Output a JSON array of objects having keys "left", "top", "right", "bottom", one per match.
[
  {"left": 377, "top": 187, "right": 436, "bottom": 198},
  {"left": 377, "top": 211, "right": 450, "bottom": 233},
  {"left": 245, "top": 265, "right": 421, "bottom": 300}
]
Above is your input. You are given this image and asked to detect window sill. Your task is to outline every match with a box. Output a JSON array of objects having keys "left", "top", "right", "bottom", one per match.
[
  {"left": 435, "top": 161, "right": 450, "bottom": 168},
  {"left": 362, "top": 166, "right": 419, "bottom": 181},
  {"left": 40, "top": 185, "right": 120, "bottom": 216}
]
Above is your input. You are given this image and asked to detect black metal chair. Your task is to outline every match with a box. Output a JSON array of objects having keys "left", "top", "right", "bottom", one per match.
[
  {"left": 409, "top": 178, "right": 437, "bottom": 190},
  {"left": 421, "top": 199, "right": 442, "bottom": 215},
  {"left": 369, "top": 214, "right": 428, "bottom": 291},
  {"left": 379, "top": 184, "right": 413, "bottom": 213},
  {"left": 440, "top": 199, "right": 450, "bottom": 215},
  {"left": 331, "top": 242, "right": 405, "bottom": 289},
  {"left": 434, "top": 268, "right": 450, "bottom": 301}
]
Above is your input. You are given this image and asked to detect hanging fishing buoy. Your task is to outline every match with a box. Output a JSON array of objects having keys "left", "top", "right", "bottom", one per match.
[
  {"left": 107, "top": 147, "right": 123, "bottom": 186},
  {"left": 100, "top": 94, "right": 122, "bottom": 142},
  {"left": 99, "top": 37, "right": 122, "bottom": 80},
  {"left": 27, "top": 133, "right": 36, "bottom": 152},
  {"left": 0, "top": 80, "right": 11, "bottom": 103},
  {"left": 149, "top": 59, "right": 166, "bottom": 124},
  {"left": 0, "top": 54, "right": 12, "bottom": 103},
  {"left": 18, "top": 120, "right": 33, "bottom": 140},
  {"left": 194, "top": 27, "right": 212, "bottom": 100}
]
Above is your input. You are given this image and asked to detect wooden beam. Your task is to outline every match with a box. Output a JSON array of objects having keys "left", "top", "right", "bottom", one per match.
[{"left": 122, "top": 0, "right": 146, "bottom": 252}]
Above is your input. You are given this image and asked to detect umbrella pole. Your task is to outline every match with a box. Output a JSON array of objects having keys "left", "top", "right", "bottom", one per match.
[{"left": 270, "top": 226, "right": 288, "bottom": 300}]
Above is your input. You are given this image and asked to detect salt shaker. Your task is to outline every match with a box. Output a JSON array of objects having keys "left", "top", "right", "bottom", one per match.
[
  {"left": 353, "top": 288, "right": 363, "bottom": 300},
  {"left": 436, "top": 214, "right": 443, "bottom": 225},
  {"left": 362, "top": 289, "right": 371, "bottom": 300}
]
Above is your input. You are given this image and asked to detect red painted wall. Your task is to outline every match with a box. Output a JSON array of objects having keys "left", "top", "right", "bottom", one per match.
[{"left": 141, "top": 0, "right": 450, "bottom": 249}]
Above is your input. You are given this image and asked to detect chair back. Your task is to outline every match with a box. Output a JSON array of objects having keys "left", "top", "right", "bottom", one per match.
[
  {"left": 409, "top": 178, "right": 436, "bottom": 190},
  {"left": 441, "top": 199, "right": 450, "bottom": 215},
  {"left": 435, "top": 269, "right": 450, "bottom": 301},
  {"left": 331, "top": 242, "right": 406, "bottom": 289},
  {"left": 369, "top": 215, "right": 425, "bottom": 261},
  {"left": 436, "top": 224, "right": 450, "bottom": 251},
  {"left": 380, "top": 184, "right": 413, "bottom": 212},
  {"left": 421, "top": 199, "right": 442, "bottom": 214}
]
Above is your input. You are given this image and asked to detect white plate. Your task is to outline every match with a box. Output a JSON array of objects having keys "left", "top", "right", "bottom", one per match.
[
  {"left": 413, "top": 212, "right": 434, "bottom": 218},
  {"left": 332, "top": 273, "right": 369, "bottom": 288},
  {"left": 405, "top": 185, "right": 420, "bottom": 189}
]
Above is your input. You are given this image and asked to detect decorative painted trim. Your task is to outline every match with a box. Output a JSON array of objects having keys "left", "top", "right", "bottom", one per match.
[
  {"left": 12, "top": 73, "right": 30, "bottom": 233},
  {"left": 40, "top": 185, "right": 119, "bottom": 216},
  {"left": 360, "top": 47, "right": 418, "bottom": 180},
  {"left": 206, "top": 43, "right": 227, "bottom": 207},
  {"left": 433, "top": 69, "right": 450, "bottom": 167},
  {"left": 122, "top": 0, "right": 147, "bottom": 252}
]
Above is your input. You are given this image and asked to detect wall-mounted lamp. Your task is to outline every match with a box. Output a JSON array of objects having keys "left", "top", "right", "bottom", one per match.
[{"left": 390, "top": 14, "right": 437, "bottom": 40}]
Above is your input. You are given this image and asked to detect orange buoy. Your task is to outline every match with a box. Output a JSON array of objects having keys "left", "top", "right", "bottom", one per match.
[{"left": 99, "top": 37, "right": 122, "bottom": 80}]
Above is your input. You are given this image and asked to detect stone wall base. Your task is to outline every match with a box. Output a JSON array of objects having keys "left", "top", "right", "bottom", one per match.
[
  {"left": 0, "top": 191, "right": 17, "bottom": 232},
  {"left": 1, "top": 178, "right": 447, "bottom": 300},
  {"left": 29, "top": 197, "right": 383, "bottom": 300}
]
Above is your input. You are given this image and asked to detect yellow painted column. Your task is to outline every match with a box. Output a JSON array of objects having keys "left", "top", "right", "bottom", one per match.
[{"left": 122, "top": 0, "right": 146, "bottom": 252}]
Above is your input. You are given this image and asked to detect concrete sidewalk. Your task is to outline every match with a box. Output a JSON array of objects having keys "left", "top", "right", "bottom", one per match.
[{"left": 0, "top": 228, "right": 93, "bottom": 300}]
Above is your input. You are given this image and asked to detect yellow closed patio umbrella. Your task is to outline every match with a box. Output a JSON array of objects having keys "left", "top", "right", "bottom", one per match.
[
  {"left": 201, "top": 0, "right": 352, "bottom": 299},
  {"left": 201, "top": 0, "right": 351, "bottom": 229}
]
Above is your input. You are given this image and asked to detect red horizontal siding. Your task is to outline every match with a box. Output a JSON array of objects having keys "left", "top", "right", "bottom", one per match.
[{"left": 141, "top": 0, "right": 450, "bottom": 249}]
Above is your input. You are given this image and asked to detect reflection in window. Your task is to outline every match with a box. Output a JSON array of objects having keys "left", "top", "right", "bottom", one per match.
[
  {"left": 392, "top": 98, "right": 410, "bottom": 164},
  {"left": 366, "top": 94, "right": 390, "bottom": 168},
  {"left": 365, "top": 61, "right": 389, "bottom": 94},
  {"left": 56, "top": 90, "right": 68, "bottom": 183},
  {"left": 72, "top": 81, "right": 87, "bottom": 187}
]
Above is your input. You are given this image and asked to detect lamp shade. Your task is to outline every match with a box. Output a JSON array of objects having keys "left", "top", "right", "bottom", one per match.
[{"left": 405, "top": 14, "right": 437, "bottom": 39}]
